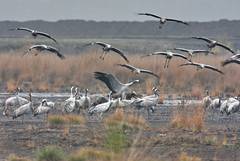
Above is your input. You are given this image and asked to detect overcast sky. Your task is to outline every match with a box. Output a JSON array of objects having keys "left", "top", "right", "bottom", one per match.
[{"left": 0, "top": 0, "right": 239, "bottom": 22}]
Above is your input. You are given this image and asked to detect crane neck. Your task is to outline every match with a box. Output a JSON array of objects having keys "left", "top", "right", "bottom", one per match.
[
  {"left": 127, "top": 80, "right": 139, "bottom": 86},
  {"left": 70, "top": 87, "right": 74, "bottom": 97},
  {"left": 29, "top": 93, "right": 32, "bottom": 102},
  {"left": 85, "top": 89, "right": 88, "bottom": 97},
  {"left": 108, "top": 92, "right": 112, "bottom": 102}
]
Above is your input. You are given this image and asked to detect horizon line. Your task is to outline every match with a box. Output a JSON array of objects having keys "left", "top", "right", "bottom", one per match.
[{"left": 1, "top": 18, "right": 239, "bottom": 23}]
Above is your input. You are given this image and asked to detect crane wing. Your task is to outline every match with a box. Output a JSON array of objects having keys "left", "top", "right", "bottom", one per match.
[
  {"left": 94, "top": 72, "right": 123, "bottom": 93},
  {"left": 35, "top": 31, "right": 57, "bottom": 43},
  {"left": 166, "top": 18, "right": 189, "bottom": 25},
  {"left": 10, "top": 27, "right": 33, "bottom": 33},
  {"left": 192, "top": 37, "right": 213, "bottom": 43},
  {"left": 172, "top": 53, "right": 188, "bottom": 60},
  {"left": 140, "top": 69, "right": 159, "bottom": 78},
  {"left": 215, "top": 42, "right": 235, "bottom": 54},
  {"left": 47, "top": 46, "right": 65, "bottom": 59},
  {"left": 141, "top": 52, "right": 168, "bottom": 58},
  {"left": 117, "top": 64, "right": 136, "bottom": 71},
  {"left": 109, "top": 47, "right": 129, "bottom": 63},
  {"left": 204, "top": 65, "right": 224, "bottom": 75},
  {"left": 137, "top": 13, "right": 161, "bottom": 19}
]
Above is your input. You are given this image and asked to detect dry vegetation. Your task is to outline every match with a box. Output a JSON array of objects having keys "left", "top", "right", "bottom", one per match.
[
  {"left": 171, "top": 106, "right": 205, "bottom": 132},
  {"left": 47, "top": 114, "right": 85, "bottom": 126},
  {"left": 178, "top": 152, "right": 202, "bottom": 161},
  {"left": 7, "top": 154, "right": 31, "bottom": 161},
  {"left": 0, "top": 52, "right": 239, "bottom": 96},
  {"left": 104, "top": 108, "right": 148, "bottom": 129}
]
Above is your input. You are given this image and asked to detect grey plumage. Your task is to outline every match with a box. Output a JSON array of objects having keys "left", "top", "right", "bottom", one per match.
[
  {"left": 85, "top": 42, "right": 129, "bottom": 63},
  {"left": 222, "top": 59, "right": 240, "bottom": 66},
  {"left": 180, "top": 61, "right": 224, "bottom": 75},
  {"left": 138, "top": 13, "right": 189, "bottom": 28},
  {"left": 221, "top": 54, "right": 240, "bottom": 66},
  {"left": 174, "top": 47, "right": 214, "bottom": 60},
  {"left": 94, "top": 72, "right": 140, "bottom": 96},
  {"left": 116, "top": 64, "right": 159, "bottom": 79},
  {"left": 192, "top": 37, "right": 235, "bottom": 54},
  {"left": 10, "top": 27, "right": 57, "bottom": 43},
  {"left": 33, "top": 99, "right": 54, "bottom": 117},
  {"left": 141, "top": 51, "right": 188, "bottom": 68},
  {"left": 12, "top": 93, "right": 33, "bottom": 120},
  {"left": 88, "top": 92, "right": 113, "bottom": 117},
  {"left": 26, "top": 44, "right": 65, "bottom": 59}
]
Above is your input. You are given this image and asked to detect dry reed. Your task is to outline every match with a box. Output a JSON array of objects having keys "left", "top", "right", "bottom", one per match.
[{"left": 0, "top": 52, "right": 238, "bottom": 96}]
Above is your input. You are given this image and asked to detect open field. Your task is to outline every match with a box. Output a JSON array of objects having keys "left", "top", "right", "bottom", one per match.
[
  {"left": 0, "top": 51, "right": 239, "bottom": 97},
  {"left": 0, "top": 97, "right": 240, "bottom": 161},
  {"left": 0, "top": 37, "right": 239, "bottom": 54},
  {"left": 0, "top": 38, "right": 240, "bottom": 161}
]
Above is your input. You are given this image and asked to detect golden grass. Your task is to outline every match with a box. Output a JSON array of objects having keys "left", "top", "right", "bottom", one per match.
[
  {"left": 7, "top": 154, "right": 31, "bottom": 161},
  {"left": 68, "top": 147, "right": 159, "bottom": 161},
  {"left": 178, "top": 152, "right": 202, "bottom": 161},
  {"left": 0, "top": 52, "right": 239, "bottom": 95},
  {"left": 47, "top": 114, "right": 85, "bottom": 125},
  {"left": 69, "top": 148, "right": 113, "bottom": 161},
  {"left": 64, "top": 114, "right": 86, "bottom": 124},
  {"left": 104, "top": 108, "right": 148, "bottom": 129},
  {"left": 171, "top": 106, "right": 205, "bottom": 132},
  {"left": 222, "top": 133, "right": 228, "bottom": 146}
]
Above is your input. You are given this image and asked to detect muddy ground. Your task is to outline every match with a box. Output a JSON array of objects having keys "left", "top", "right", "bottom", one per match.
[{"left": 0, "top": 94, "right": 239, "bottom": 161}]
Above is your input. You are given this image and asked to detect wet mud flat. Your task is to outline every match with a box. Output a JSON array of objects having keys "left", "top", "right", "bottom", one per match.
[
  {"left": 0, "top": 107, "right": 239, "bottom": 161},
  {"left": 0, "top": 93, "right": 240, "bottom": 160}
]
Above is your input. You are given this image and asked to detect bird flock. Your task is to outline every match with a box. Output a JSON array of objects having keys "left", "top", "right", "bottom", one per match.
[
  {"left": 2, "top": 12, "right": 240, "bottom": 120},
  {"left": 202, "top": 90, "right": 240, "bottom": 115}
]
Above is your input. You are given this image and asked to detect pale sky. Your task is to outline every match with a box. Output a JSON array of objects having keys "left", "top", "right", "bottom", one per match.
[{"left": 0, "top": 0, "right": 239, "bottom": 22}]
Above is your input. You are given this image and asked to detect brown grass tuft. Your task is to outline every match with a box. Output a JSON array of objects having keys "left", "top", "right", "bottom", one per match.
[
  {"left": 171, "top": 106, "right": 205, "bottom": 132},
  {"left": 69, "top": 147, "right": 158, "bottom": 161},
  {"left": 69, "top": 148, "right": 113, "bottom": 161},
  {"left": 6, "top": 79, "right": 18, "bottom": 92},
  {"left": 104, "top": 108, "right": 148, "bottom": 129},
  {"left": 64, "top": 114, "right": 86, "bottom": 124},
  {"left": 7, "top": 154, "right": 31, "bottom": 161},
  {"left": 48, "top": 114, "right": 85, "bottom": 126},
  {"left": 178, "top": 152, "right": 202, "bottom": 161}
]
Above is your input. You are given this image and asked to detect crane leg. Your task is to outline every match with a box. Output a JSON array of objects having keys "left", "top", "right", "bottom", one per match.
[
  {"left": 99, "top": 113, "right": 103, "bottom": 120},
  {"left": 167, "top": 59, "right": 170, "bottom": 68},
  {"left": 147, "top": 108, "right": 150, "bottom": 121},
  {"left": 22, "top": 115, "right": 24, "bottom": 124},
  {"left": 159, "top": 23, "right": 162, "bottom": 29},
  {"left": 3, "top": 106, "right": 7, "bottom": 117},
  {"left": 164, "top": 58, "right": 168, "bottom": 68},
  {"left": 102, "top": 52, "right": 107, "bottom": 60},
  {"left": 100, "top": 51, "right": 104, "bottom": 59}
]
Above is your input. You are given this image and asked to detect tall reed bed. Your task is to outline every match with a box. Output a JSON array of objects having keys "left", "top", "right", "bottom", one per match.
[{"left": 0, "top": 52, "right": 238, "bottom": 96}]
